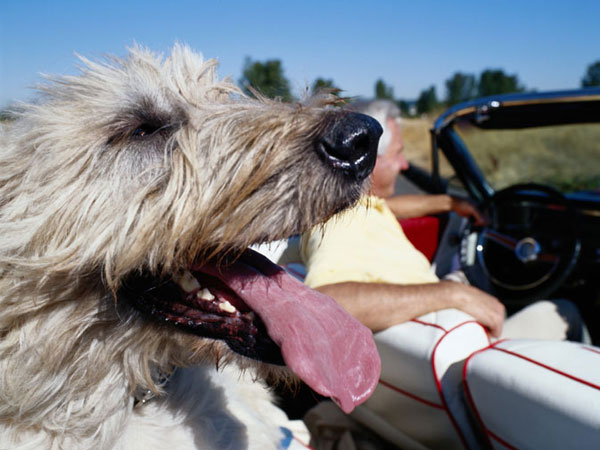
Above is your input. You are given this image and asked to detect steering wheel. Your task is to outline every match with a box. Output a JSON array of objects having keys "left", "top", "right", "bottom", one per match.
[{"left": 460, "top": 183, "right": 581, "bottom": 306}]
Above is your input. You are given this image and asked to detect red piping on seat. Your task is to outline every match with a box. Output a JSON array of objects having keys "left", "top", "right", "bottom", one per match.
[
  {"left": 378, "top": 379, "right": 444, "bottom": 409},
  {"left": 487, "top": 430, "right": 520, "bottom": 450},
  {"left": 461, "top": 340, "right": 506, "bottom": 449},
  {"left": 462, "top": 340, "right": 600, "bottom": 450},
  {"left": 430, "top": 320, "right": 491, "bottom": 450},
  {"left": 382, "top": 318, "right": 492, "bottom": 448},
  {"left": 410, "top": 318, "right": 447, "bottom": 333},
  {"left": 492, "top": 346, "right": 600, "bottom": 391},
  {"left": 582, "top": 346, "right": 600, "bottom": 355},
  {"left": 293, "top": 436, "right": 314, "bottom": 449}
]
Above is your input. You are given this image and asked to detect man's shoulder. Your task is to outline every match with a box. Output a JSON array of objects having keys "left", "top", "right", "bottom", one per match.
[{"left": 304, "top": 196, "right": 384, "bottom": 239}]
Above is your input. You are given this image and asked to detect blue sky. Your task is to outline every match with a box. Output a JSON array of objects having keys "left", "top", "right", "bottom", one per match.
[{"left": 1, "top": 0, "right": 599, "bottom": 107}]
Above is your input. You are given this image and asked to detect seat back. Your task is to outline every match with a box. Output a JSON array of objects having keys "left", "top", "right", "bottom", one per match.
[
  {"left": 398, "top": 216, "right": 440, "bottom": 262},
  {"left": 464, "top": 339, "right": 600, "bottom": 450},
  {"left": 355, "top": 309, "right": 491, "bottom": 449}
]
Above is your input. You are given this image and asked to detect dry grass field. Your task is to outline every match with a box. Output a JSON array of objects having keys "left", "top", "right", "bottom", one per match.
[
  {"left": 457, "top": 123, "right": 600, "bottom": 192},
  {"left": 400, "top": 117, "right": 600, "bottom": 192},
  {"left": 400, "top": 117, "right": 433, "bottom": 169}
]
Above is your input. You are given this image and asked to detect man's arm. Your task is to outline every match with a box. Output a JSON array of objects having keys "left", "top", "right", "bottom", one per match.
[
  {"left": 315, "top": 280, "right": 505, "bottom": 337},
  {"left": 384, "top": 194, "right": 484, "bottom": 225}
]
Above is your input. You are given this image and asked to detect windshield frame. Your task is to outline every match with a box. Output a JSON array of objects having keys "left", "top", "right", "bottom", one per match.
[{"left": 431, "top": 88, "right": 600, "bottom": 202}]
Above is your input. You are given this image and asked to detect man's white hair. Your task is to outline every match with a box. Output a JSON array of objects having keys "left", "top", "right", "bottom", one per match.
[{"left": 350, "top": 99, "right": 400, "bottom": 156}]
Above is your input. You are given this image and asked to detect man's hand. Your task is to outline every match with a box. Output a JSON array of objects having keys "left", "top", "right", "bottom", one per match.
[
  {"left": 445, "top": 281, "right": 506, "bottom": 337},
  {"left": 450, "top": 197, "right": 486, "bottom": 226}
]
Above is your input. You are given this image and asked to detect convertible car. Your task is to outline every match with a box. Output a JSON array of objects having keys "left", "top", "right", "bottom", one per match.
[
  {"left": 371, "top": 87, "right": 600, "bottom": 449},
  {"left": 403, "top": 87, "right": 600, "bottom": 340}
]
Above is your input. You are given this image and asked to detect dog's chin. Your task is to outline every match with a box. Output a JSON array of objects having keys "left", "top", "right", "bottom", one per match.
[{"left": 120, "top": 255, "right": 286, "bottom": 366}]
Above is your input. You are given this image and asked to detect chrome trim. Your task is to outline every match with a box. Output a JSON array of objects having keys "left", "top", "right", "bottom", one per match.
[
  {"left": 580, "top": 209, "right": 600, "bottom": 217},
  {"left": 501, "top": 95, "right": 600, "bottom": 107}
]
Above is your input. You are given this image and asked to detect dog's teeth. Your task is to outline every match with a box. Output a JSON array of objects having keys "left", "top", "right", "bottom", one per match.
[
  {"left": 218, "top": 301, "right": 236, "bottom": 313},
  {"left": 197, "top": 288, "right": 215, "bottom": 301},
  {"left": 244, "top": 312, "right": 256, "bottom": 320},
  {"left": 174, "top": 270, "right": 201, "bottom": 293}
]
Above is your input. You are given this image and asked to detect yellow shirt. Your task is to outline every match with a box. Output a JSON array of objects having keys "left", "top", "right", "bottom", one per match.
[{"left": 301, "top": 196, "right": 439, "bottom": 288}]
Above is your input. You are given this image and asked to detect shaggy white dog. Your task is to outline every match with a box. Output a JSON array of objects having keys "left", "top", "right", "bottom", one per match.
[{"left": 0, "top": 45, "right": 381, "bottom": 449}]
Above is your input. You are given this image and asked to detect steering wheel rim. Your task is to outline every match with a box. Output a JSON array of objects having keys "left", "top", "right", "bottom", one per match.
[{"left": 460, "top": 183, "right": 581, "bottom": 306}]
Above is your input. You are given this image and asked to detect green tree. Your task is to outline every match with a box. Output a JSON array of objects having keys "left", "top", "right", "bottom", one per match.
[
  {"left": 416, "top": 86, "right": 439, "bottom": 114},
  {"left": 478, "top": 69, "right": 524, "bottom": 97},
  {"left": 238, "top": 57, "right": 292, "bottom": 101},
  {"left": 445, "top": 72, "right": 477, "bottom": 106},
  {"left": 311, "top": 78, "right": 339, "bottom": 96},
  {"left": 375, "top": 79, "right": 394, "bottom": 100},
  {"left": 396, "top": 99, "right": 410, "bottom": 116},
  {"left": 582, "top": 61, "right": 600, "bottom": 87}
]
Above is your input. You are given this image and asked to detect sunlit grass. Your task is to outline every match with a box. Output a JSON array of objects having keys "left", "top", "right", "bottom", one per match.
[
  {"left": 401, "top": 118, "right": 600, "bottom": 192},
  {"left": 456, "top": 123, "right": 600, "bottom": 192}
]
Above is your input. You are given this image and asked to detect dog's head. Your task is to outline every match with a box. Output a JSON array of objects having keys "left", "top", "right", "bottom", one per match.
[{"left": 0, "top": 45, "right": 381, "bottom": 412}]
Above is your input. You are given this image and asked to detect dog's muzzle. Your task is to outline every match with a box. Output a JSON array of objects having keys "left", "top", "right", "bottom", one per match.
[
  {"left": 317, "top": 112, "right": 382, "bottom": 182},
  {"left": 121, "top": 248, "right": 381, "bottom": 414}
]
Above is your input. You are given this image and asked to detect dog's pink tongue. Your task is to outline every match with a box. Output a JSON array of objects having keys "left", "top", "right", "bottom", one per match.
[{"left": 197, "top": 250, "right": 380, "bottom": 413}]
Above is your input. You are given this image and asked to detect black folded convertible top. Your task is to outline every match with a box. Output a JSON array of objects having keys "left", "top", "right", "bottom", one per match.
[{"left": 433, "top": 88, "right": 600, "bottom": 132}]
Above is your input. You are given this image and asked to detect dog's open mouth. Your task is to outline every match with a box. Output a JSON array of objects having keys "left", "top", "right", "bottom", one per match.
[{"left": 123, "top": 248, "right": 380, "bottom": 413}]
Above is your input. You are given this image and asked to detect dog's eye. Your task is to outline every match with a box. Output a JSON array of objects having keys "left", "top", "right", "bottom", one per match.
[{"left": 132, "top": 124, "right": 159, "bottom": 138}]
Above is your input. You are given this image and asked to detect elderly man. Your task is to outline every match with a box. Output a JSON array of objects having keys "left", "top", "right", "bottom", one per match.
[{"left": 301, "top": 99, "right": 583, "bottom": 340}]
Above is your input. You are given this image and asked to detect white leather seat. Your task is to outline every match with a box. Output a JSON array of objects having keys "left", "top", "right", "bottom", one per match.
[
  {"left": 354, "top": 309, "right": 490, "bottom": 449},
  {"left": 463, "top": 339, "right": 600, "bottom": 449}
]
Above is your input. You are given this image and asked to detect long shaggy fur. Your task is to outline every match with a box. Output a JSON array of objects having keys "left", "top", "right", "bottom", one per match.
[{"left": 0, "top": 45, "right": 365, "bottom": 449}]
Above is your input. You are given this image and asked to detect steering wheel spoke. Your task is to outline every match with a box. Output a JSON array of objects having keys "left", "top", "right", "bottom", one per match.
[{"left": 482, "top": 229, "right": 518, "bottom": 251}]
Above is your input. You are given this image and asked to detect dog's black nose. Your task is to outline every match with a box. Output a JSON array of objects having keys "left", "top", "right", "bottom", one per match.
[{"left": 317, "top": 113, "right": 382, "bottom": 182}]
